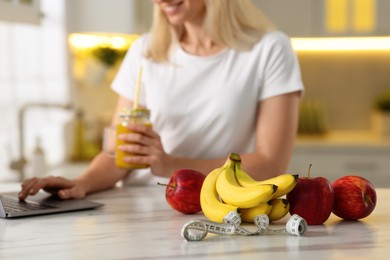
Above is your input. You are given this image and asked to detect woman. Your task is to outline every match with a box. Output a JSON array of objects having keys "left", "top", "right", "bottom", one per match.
[{"left": 19, "top": 0, "right": 303, "bottom": 200}]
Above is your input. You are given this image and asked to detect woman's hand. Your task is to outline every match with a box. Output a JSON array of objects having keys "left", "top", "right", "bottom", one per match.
[
  {"left": 117, "top": 123, "right": 173, "bottom": 178},
  {"left": 18, "top": 176, "right": 87, "bottom": 201}
]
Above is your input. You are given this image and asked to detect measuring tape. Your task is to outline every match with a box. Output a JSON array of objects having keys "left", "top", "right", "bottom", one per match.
[{"left": 181, "top": 212, "right": 307, "bottom": 241}]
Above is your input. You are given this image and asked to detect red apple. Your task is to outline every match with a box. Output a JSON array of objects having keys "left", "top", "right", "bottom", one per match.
[
  {"left": 287, "top": 165, "right": 334, "bottom": 225},
  {"left": 332, "top": 175, "right": 377, "bottom": 220},
  {"left": 159, "top": 169, "right": 205, "bottom": 214}
]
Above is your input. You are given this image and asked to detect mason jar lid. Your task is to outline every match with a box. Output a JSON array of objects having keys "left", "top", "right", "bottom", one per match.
[{"left": 118, "top": 107, "right": 150, "bottom": 119}]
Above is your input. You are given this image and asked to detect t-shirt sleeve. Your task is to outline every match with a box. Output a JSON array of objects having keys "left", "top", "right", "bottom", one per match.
[
  {"left": 258, "top": 31, "right": 304, "bottom": 100},
  {"left": 111, "top": 35, "right": 147, "bottom": 103}
]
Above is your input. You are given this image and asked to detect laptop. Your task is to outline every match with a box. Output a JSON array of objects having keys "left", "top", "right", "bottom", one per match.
[{"left": 0, "top": 192, "right": 104, "bottom": 219}]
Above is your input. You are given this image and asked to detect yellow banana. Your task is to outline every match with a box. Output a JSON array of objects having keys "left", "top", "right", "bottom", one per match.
[
  {"left": 235, "top": 163, "right": 298, "bottom": 199},
  {"left": 268, "top": 198, "right": 290, "bottom": 222},
  {"left": 240, "top": 201, "right": 272, "bottom": 223},
  {"left": 257, "top": 174, "right": 298, "bottom": 199},
  {"left": 216, "top": 153, "right": 278, "bottom": 208},
  {"left": 200, "top": 160, "right": 239, "bottom": 223}
]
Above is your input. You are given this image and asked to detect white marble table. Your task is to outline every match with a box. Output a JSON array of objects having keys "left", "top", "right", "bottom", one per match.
[{"left": 0, "top": 183, "right": 389, "bottom": 260}]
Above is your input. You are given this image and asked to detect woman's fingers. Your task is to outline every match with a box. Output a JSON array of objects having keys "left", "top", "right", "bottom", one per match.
[
  {"left": 19, "top": 176, "right": 76, "bottom": 201},
  {"left": 19, "top": 177, "right": 41, "bottom": 200}
]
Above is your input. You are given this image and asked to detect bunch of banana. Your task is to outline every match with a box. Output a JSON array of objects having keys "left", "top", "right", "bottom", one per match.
[
  {"left": 200, "top": 153, "right": 298, "bottom": 223},
  {"left": 240, "top": 201, "right": 272, "bottom": 223},
  {"left": 215, "top": 155, "right": 277, "bottom": 208},
  {"left": 200, "top": 159, "right": 239, "bottom": 223},
  {"left": 268, "top": 198, "right": 290, "bottom": 222},
  {"left": 235, "top": 162, "right": 298, "bottom": 199}
]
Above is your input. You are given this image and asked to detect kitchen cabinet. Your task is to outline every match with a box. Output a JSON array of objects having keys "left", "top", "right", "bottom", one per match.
[
  {"left": 289, "top": 143, "right": 390, "bottom": 187},
  {"left": 376, "top": 1, "right": 390, "bottom": 35},
  {"left": 65, "top": 0, "right": 153, "bottom": 34},
  {"left": 0, "top": 0, "right": 41, "bottom": 25},
  {"left": 253, "top": 0, "right": 390, "bottom": 37},
  {"left": 253, "top": 0, "right": 313, "bottom": 37}
]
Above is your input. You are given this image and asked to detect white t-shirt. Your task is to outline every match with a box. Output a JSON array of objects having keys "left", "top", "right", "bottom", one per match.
[{"left": 111, "top": 31, "right": 304, "bottom": 185}]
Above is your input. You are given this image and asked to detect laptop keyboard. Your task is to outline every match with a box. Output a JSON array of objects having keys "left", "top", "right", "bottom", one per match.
[{"left": 1, "top": 196, "right": 55, "bottom": 212}]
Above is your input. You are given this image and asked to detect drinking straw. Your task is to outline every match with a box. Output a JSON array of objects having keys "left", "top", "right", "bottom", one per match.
[{"left": 133, "top": 66, "right": 143, "bottom": 110}]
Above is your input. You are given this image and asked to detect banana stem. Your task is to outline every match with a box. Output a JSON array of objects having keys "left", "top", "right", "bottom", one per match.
[{"left": 229, "top": 153, "right": 241, "bottom": 163}]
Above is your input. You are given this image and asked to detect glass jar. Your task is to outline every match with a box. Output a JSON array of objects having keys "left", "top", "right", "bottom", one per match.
[{"left": 115, "top": 108, "right": 152, "bottom": 169}]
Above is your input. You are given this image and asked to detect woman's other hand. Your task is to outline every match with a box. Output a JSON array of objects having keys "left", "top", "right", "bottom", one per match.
[{"left": 18, "top": 176, "right": 87, "bottom": 201}]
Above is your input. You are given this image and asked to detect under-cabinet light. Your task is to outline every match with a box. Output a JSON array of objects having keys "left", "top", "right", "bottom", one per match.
[{"left": 291, "top": 37, "right": 390, "bottom": 52}]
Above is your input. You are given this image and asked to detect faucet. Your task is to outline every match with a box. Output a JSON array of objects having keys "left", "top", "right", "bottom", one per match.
[{"left": 9, "top": 103, "right": 74, "bottom": 182}]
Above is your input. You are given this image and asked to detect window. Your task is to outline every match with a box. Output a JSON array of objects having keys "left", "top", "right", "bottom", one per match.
[{"left": 0, "top": 0, "right": 70, "bottom": 181}]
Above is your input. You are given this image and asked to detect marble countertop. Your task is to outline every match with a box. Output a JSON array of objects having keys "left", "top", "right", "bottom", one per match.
[{"left": 0, "top": 183, "right": 389, "bottom": 259}]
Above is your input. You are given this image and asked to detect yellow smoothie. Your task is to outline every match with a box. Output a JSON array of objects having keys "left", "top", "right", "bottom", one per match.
[{"left": 115, "top": 108, "right": 151, "bottom": 169}]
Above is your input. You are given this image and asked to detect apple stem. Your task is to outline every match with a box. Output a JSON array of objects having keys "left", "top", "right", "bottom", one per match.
[
  {"left": 365, "top": 194, "right": 374, "bottom": 206},
  {"left": 157, "top": 182, "right": 175, "bottom": 188},
  {"left": 308, "top": 164, "right": 312, "bottom": 178}
]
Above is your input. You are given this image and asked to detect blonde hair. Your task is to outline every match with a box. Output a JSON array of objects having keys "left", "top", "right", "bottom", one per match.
[{"left": 146, "top": 0, "right": 275, "bottom": 62}]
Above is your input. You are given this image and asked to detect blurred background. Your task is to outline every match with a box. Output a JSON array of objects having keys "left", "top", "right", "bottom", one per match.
[{"left": 0, "top": 0, "right": 389, "bottom": 186}]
